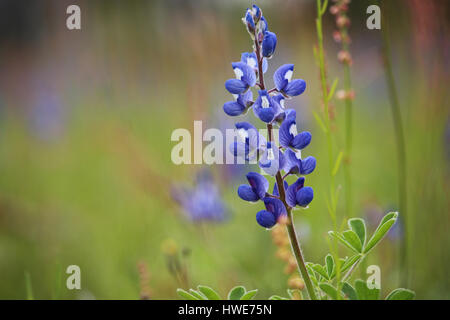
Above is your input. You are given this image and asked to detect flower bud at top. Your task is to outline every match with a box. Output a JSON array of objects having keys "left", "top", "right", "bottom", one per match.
[
  {"left": 252, "top": 4, "right": 262, "bottom": 23},
  {"left": 262, "top": 31, "right": 277, "bottom": 58},
  {"left": 243, "top": 9, "right": 256, "bottom": 35}
]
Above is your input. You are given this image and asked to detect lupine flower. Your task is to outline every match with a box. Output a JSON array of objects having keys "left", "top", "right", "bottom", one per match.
[
  {"left": 259, "top": 141, "right": 285, "bottom": 176},
  {"left": 241, "top": 52, "right": 268, "bottom": 73},
  {"left": 279, "top": 109, "right": 312, "bottom": 149},
  {"left": 225, "top": 62, "right": 256, "bottom": 94},
  {"left": 172, "top": 170, "right": 227, "bottom": 222},
  {"left": 284, "top": 149, "right": 316, "bottom": 175},
  {"left": 230, "top": 121, "right": 266, "bottom": 161},
  {"left": 273, "top": 64, "right": 307, "bottom": 97},
  {"left": 256, "top": 197, "right": 287, "bottom": 228},
  {"left": 286, "top": 177, "right": 314, "bottom": 208},
  {"left": 223, "top": 90, "right": 253, "bottom": 116},
  {"left": 223, "top": 6, "right": 317, "bottom": 229},
  {"left": 262, "top": 31, "right": 277, "bottom": 58},
  {"left": 238, "top": 172, "right": 269, "bottom": 202},
  {"left": 253, "top": 90, "right": 278, "bottom": 123}
]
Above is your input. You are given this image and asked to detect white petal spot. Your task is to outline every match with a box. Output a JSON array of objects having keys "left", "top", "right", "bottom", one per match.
[
  {"left": 234, "top": 67, "right": 244, "bottom": 80},
  {"left": 237, "top": 128, "right": 248, "bottom": 141},
  {"left": 261, "top": 96, "right": 270, "bottom": 108},
  {"left": 267, "top": 148, "right": 275, "bottom": 160},
  {"left": 295, "top": 150, "right": 302, "bottom": 160},
  {"left": 280, "top": 99, "right": 285, "bottom": 109},
  {"left": 284, "top": 70, "right": 293, "bottom": 82},
  {"left": 247, "top": 57, "right": 257, "bottom": 69},
  {"left": 232, "top": 94, "right": 238, "bottom": 101},
  {"left": 289, "top": 123, "right": 298, "bottom": 136}
]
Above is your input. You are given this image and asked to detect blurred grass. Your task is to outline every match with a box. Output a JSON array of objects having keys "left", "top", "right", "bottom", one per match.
[{"left": 0, "top": 0, "right": 448, "bottom": 299}]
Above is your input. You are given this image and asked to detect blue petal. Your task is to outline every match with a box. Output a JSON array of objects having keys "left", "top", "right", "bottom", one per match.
[
  {"left": 223, "top": 101, "right": 246, "bottom": 116},
  {"left": 300, "top": 156, "right": 316, "bottom": 175},
  {"left": 279, "top": 116, "right": 296, "bottom": 148},
  {"left": 235, "top": 121, "right": 265, "bottom": 151},
  {"left": 296, "top": 186, "right": 314, "bottom": 207},
  {"left": 292, "top": 132, "right": 312, "bottom": 150},
  {"left": 284, "top": 79, "right": 306, "bottom": 96},
  {"left": 237, "top": 184, "right": 259, "bottom": 202},
  {"left": 241, "top": 52, "right": 258, "bottom": 69},
  {"left": 273, "top": 181, "right": 289, "bottom": 197},
  {"left": 264, "top": 197, "right": 287, "bottom": 220},
  {"left": 252, "top": 4, "right": 262, "bottom": 21},
  {"left": 256, "top": 210, "right": 276, "bottom": 228},
  {"left": 237, "top": 90, "right": 253, "bottom": 106},
  {"left": 231, "top": 62, "right": 256, "bottom": 87},
  {"left": 245, "top": 10, "right": 255, "bottom": 32},
  {"left": 258, "top": 147, "right": 280, "bottom": 176},
  {"left": 283, "top": 149, "right": 302, "bottom": 174},
  {"left": 246, "top": 172, "right": 269, "bottom": 199},
  {"left": 255, "top": 107, "right": 276, "bottom": 123},
  {"left": 273, "top": 64, "right": 294, "bottom": 91},
  {"left": 286, "top": 177, "right": 305, "bottom": 207},
  {"left": 230, "top": 141, "right": 249, "bottom": 160},
  {"left": 262, "top": 31, "right": 277, "bottom": 58},
  {"left": 225, "top": 79, "right": 247, "bottom": 94},
  {"left": 262, "top": 58, "right": 268, "bottom": 73},
  {"left": 285, "top": 108, "right": 297, "bottom": 121},
  {"left": 259, "top": 16, "right": 268, "bottom": 33}
]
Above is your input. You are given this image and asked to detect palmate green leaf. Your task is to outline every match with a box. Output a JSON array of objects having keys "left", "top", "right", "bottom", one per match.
[
  {"left": 341, "top": 282, "right": 358, "bottom": 300},
  {"left": 328, "top": 231, "right": 360, "bottom": 254},
  {"left": 319, "top": 282, "right": 338, "bottom": 300},
  {"left": 227, "top": 286, "right": 246, "bottom": 300},
  {"left": 306, "top": 263, "right": 319, "bottom": 286},
  {"left": 240, "top": 289, "right": 258, "bottom": 300},
  {"left": 348, "top": 218, "right": 366, "bottom": 248},
  {"left": 342, "top": 230, "right": 363, "bottom": 253},
  {"left": 189, "top": 289, "right": 207, "bottom": 300},
  {"left": 312, "top": 264, "right": 329, "bottom": 280},
  {"left": 197, "top": 285, "right": 221, "bottom": 300},
  {"left": 364, "top": 212, "right": 398, "bottom": 254},
  {"left": 340, "top": 254, "right": 361, "bottom": 274},
  {"left": 269, "top": 295, "right": 289, "bottom": 300},
  {"left": 325, "top": 254, "right": 335, "bottom": 279},
  {"left": 386, "top": 288, "right": 415, "bottom": 300},
  {"left": 177, "top": 289, "right": 199, "bottom": 300},
  {"left": 354, "top": 279, "right": 380, "bottom": 300}
]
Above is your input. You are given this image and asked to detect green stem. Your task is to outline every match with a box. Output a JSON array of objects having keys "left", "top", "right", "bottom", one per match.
[
  {"left": 315, "top": 0, "right": 342, "bottom": 296},
  {"left": 380, "top": 1, "right": 408, "bottom": 286},
  {"left": 275, "top": 173, "right": 318, "bottom": 300},
  {"left": 343, "top": 64, "right": 353, "bottom": 218}
]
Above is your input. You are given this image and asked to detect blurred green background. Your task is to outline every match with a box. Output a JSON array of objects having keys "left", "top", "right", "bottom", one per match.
[{"left": 0, "top": 0, "right": 448, "bottom": 299}]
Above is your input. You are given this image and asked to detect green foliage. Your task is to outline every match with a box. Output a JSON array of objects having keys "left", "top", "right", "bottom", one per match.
[
  {"left": 386, "top": 288, "right": 415, "bottom": 300},
  {"left": 227, "top": 286, "right": 246, "bottom": 300},
  {"left": 305, "top": 213, "right": 415, "bottom": 300},
  {"left": 176, "top": 214, "right": 416, "bottom": 301},
  {"left": 177, "top": 285, "right": 258, "bottom": 300},
  {"left": 329, "top": 212, "right": 398, "bottom": 255},
  {"left": 354, "top": 279, "right": 380, "bottom": 300},
  {"left": 197, "top": 285, "right": 221, "bottom": 300}
]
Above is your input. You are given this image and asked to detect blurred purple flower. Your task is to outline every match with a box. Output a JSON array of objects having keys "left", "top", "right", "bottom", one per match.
[{"left": 172, "top": 170, "right": 227, "bottom": 222}]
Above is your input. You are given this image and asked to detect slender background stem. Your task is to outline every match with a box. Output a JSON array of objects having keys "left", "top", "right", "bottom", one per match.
[{"left": 379, "top": 1, "right": 408, "bottom": 286}]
